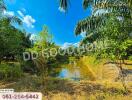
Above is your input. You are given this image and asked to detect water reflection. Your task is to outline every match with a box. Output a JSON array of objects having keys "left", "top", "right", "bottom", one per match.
[
  {"left": 49, "top": 60, "right": 96, "bottom": 81},
  {"left": 58, "top": 68, "right": 81, "bottom": 81},
  {"left": 59, "top": 69, "right": 69, "bottom": 78}
]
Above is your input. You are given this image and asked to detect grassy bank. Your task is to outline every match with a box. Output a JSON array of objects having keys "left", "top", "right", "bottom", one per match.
[{"left": 0, "top": 75, "right": 132, "bottom": 100}]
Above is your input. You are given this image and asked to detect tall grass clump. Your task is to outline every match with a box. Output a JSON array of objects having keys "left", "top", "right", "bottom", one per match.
[{"left": 77, "top": 56, "right": 105, "bottom": 80}]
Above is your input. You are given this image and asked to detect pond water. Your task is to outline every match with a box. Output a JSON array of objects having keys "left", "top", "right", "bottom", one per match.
[
  {"left": 50, "top": 62, "right": 94, "bottom": 81},
  {"left": 58, "top": 68, "right": 81, "bottom": 81}
]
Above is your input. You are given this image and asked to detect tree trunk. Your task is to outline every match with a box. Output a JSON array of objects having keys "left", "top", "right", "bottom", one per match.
[{"left": 122, "top": 58, "right": 125, "bottom": 64}]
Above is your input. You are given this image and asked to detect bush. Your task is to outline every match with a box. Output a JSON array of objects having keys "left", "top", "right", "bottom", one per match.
[
  {"left": 0, "top": 63, "right": 23, "bottom": 80},
  {"left": 128, "top": 56, "right": 132, "bottom": 60}
]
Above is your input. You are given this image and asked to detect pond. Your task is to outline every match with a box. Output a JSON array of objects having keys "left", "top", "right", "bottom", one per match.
[
  {"left": 58, "top": 67, "right": 81, "bottom": 81},
  {"left": 49, "top": 62, "right": 95, "bottom": 81}
]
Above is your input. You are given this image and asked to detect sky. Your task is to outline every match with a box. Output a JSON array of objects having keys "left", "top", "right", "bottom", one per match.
[{"left": 4, "top": 0, "right": 91, "bottom": 46}]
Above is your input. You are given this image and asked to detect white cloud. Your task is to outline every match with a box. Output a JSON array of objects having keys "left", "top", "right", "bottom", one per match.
[
  {"left": 17, "top": 10, "right": 24, "bottom": 17},
  {"left": 61, "top": 42, "right": 79, "bottom": 49},
  {"left": 61, "top": 42, "right": 73, "bottom": 49},
  {"left": 3, "top": 9, "right": 35, "bottom": 28},
  {"left": 30, "top": 34, "right": 38, "bottom": 41},
  {"left": 3, "top": 10, "right": 14, "bottom": 17},
  {"left": 17, "top": 9, "right": 36, "bottom": 28},
  {"left": 23, "top": 15, "right": 36, "bottom": 28}
]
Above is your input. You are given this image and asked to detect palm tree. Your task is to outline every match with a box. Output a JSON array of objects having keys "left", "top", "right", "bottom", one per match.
[
  {"left": 59, "top": 0, "right": 69, "bottom": 11},
  {"left": 59, "top": 0, "right": 132, "bottom": 41},
  {"left": 59, "top": 0, "right": 132, "bottom": 12},
  {"left": 74, "top": 0, "right": 132, "bottom": 43}
]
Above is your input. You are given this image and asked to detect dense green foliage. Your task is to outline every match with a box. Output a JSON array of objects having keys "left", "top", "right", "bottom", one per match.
[
  {"left": 0, "top": 63, "right": 22, "bottom": 80},
  {"left": 26, "top": 26, "right": 69, "bottom": 74},
  {"left": 0, "top": 0, "right": 31, "bottom": 61},
  {"left": 0, "top": 18, "right": 32, "bottom": 61}
]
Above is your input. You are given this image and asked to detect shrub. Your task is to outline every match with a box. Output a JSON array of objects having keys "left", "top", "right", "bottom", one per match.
[
  {"left": 0, "top": 63, "right": 23, "bottom": 80},
  {"left": 128, "top": 56, "right": 132, "bottom": 60}
]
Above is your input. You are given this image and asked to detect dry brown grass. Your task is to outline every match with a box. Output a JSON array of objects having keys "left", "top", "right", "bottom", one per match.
[
  {"left": 42, "top": 93, "right": 132, "bottom": 100},
  {"left": 0, "top": 76, "right": 132, "bottom": 100}
]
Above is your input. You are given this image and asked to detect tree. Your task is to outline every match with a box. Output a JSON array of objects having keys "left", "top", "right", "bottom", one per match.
[
  {"left": 59, "top": 1, "right": 132, "bottom": 58},
  {"left": 59, "top": 0, "right": 132, "bottom": 12},
  {"left": 73, "top": 0, "right": 132, "bottom": 61},
  {"left": 94, "top": 16, "right": 132, "bottom": 91},
  {"left": 28, "top": 26, "right": 54, "bottom": 74},
  {"left": 58, "top": 0, "right": 132, "bottom": 60},
  {"left": 0, "top": 17, "right": 31, "bottom": 62},
  {"left": 58, "top": 0, "right": 131, "bottom": 41},
  {"left": 0, "top": 0, "right": 30, "bottom": 62},
  {"left": 58, "top": 0, "right": 132, "bottom": 91}
]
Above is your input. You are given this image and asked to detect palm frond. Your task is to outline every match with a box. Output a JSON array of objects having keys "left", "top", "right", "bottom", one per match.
[
  {"left": 83, "top": 0, "right": 93, "bottom": 10},
  {"left": 59, "top": 0, "right": 69, "bottom": 12},
  {"left": 75, "top": 15, "right": 106, "bottom": 35}
]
